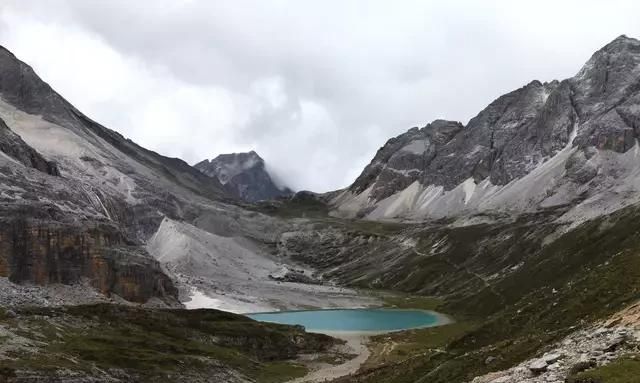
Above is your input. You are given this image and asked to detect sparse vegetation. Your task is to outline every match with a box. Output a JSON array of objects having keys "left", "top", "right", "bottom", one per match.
[
  {"left": 567, "top": 360, "right": 598, "bottom": 378},
  {"left": 567, "top": 355, "right": 640, "bottom": 383},
  {"left": 254, "top": 361, "right": 308, "bottom": 383},
  {"left": 329, "top": 205, "right": 640, "bottom": 382},
  {"left": 380, "top": 292, "right": 443, "bottom": 311},
  {"left": 341, "top": 219, "right": 410, "bottom": 236},
  {"left": 252, "top": 193, "right": 330, "bottom": 218},
  {"left": 364, "top": 321, "right": 477, "bottom": 369}
]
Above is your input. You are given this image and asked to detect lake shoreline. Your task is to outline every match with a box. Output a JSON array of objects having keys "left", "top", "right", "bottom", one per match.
[
  {"left": 251, "top": 307, "right": 453, "bottom": 383},
  {"left": 287, "top": 332, "right": 371, "bottom": 383},
  {"left": 248, "top": 308, "right": 453, "bottom": 334}
]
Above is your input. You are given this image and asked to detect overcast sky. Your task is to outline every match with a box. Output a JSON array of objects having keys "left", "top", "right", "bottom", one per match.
[{"left": 1, "top": 1, "right": 640, "bottom": 191}]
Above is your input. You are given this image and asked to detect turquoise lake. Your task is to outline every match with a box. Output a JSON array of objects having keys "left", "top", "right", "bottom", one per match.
[{"left": 247, "top": 309, "right": 444, "bottom": 332}]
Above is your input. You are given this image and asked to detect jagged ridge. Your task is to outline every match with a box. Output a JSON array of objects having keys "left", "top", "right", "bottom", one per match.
[{"left": 334, "top": 35, "right": 640, "bottom": 222}]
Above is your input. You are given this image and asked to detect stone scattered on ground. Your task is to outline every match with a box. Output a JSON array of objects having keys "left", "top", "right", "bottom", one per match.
[
  {"left": 268, "top": 266, "right": 323, "bottom": 285},
  {"left": 0, "top": 277, "right": 178, "bottom": 309},
  {"left": 470, "top": 325, "right": 639, "bottom": 383}
]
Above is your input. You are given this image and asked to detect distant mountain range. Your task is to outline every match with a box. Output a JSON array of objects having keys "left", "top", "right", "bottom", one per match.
[{"left": 195, "top": 151, "right": 293, "bottom": 202}]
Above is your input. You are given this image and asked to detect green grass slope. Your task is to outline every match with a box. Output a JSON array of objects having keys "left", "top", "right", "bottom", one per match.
[
  {"left": 325, "top": 205, "right": 640, "bottom": 382},
  {"left": 0, "top": 304, "right": 336, "bottom": 382}
]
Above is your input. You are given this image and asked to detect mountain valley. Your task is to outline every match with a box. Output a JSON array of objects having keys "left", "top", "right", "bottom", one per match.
[{"left": 1, "top": 35, "right": 640, "bottom": 383}]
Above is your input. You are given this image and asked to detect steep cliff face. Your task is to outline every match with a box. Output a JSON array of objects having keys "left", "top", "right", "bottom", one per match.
[
  {"left": 0, "top": 220, "right": 176, "bottom": 303},
  {"left": 350, "top": 120, "right": 464, "bottom": 201},
  {"left": 333, "top": 35, "right": 640, "bottom": 221},
  {"left": 195, "top": 151, "right": 292, "bottom": 202}
]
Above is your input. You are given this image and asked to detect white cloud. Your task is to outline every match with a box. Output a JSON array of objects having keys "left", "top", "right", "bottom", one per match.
[{"left": 1, "top": 0, "right": 640, "bottom": 191}]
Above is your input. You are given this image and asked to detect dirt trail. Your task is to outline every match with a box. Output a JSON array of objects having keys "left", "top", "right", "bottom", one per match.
[{"left": 289, "top": 333, "right": 369, "bottom": 383}]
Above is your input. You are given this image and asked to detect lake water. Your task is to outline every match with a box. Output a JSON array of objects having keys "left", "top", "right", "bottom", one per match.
[{"left": 247, "top": 309, "right": 445, "bottom": 332}]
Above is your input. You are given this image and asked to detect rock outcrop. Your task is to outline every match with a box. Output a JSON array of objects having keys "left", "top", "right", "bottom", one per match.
[
  {"left": 0, "top": 219, "right": 176, "bottom": 303},
  {"left": 0, "top": 117, "right": 59, "bottom": 176},
  {"left": 470, "top": 325, "right": 639, "bottom": 383},
  {"left": 350, "top": 120, "right": 464, "bottom": 201}
]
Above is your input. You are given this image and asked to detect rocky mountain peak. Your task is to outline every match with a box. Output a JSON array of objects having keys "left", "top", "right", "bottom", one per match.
[
  {"left": 196, "top": 151, "right": 264, "bottom": 184},
  {"left": 334, "top": 35, "right": 640, "bottom": 221},
  {"left": 349, "top": 119, "right": 463, "bottom": 200},
  {"left": 573, "top": 34, "right": 640, "bottom": 93},
  {"left": 603, "top": 34, "right": 639, "bottom": 50},
  {"left": 0, "top": 45, "right": 73, "bottom": 126},
  {"left": 195, "top": 151, "right": 292, "bottom": 202}
]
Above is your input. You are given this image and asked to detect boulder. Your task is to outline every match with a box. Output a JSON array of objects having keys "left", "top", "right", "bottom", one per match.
[
  {"left": 528, "top": 359, "right": 548, "bottom": 374},
  {"left": 542, "top": 352, "right": 563, "bottom": 364}
]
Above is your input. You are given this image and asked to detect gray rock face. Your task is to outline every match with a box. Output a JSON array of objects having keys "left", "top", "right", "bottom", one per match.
[
  {"left": 338, "top": 35, "right": 640, "bottom": 220},
  {"left": 0, "top": 117, "right": 59, "bottom": 176},
  {"left": 195, "top": 151, "right": 293, "bottom": 202},
  {"left": 351, "top": 120, "right": 463, "bottom": 200},
  {"left": 351, "top": 79, "right": 575, "bottom": 195},
  {"left": 0, "top": 46, "right": 72, "bottom": 125}
]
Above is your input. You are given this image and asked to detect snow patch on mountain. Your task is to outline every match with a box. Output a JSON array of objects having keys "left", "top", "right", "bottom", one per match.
[{"left": 462, "top": 178, "right": 476, "bottom": 205}]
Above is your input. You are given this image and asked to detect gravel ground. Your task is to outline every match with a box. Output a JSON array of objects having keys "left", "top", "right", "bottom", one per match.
[
  {"left": 470, "top": 325, "right": 640, "bottom": 383},
  {"left": 0, "top": 277, "right": 178, "bottom": 308}
]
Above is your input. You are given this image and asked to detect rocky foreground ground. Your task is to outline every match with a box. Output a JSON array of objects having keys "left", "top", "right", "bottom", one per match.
[
  {"left": 471, "top": 326, "right": 638, "bottom": 383},
  {"left": 471, "top": 303, "right": 640, "bottom": 383}
]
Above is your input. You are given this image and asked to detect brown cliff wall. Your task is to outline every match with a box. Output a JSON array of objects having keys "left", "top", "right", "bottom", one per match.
[{"left": 0, "top": 220, "right": 177, "bottom": 303}]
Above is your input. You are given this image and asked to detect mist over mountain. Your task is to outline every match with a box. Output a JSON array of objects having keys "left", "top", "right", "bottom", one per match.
[{"left": 195, "top": 151, "right": 293, "bottom": 202}]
